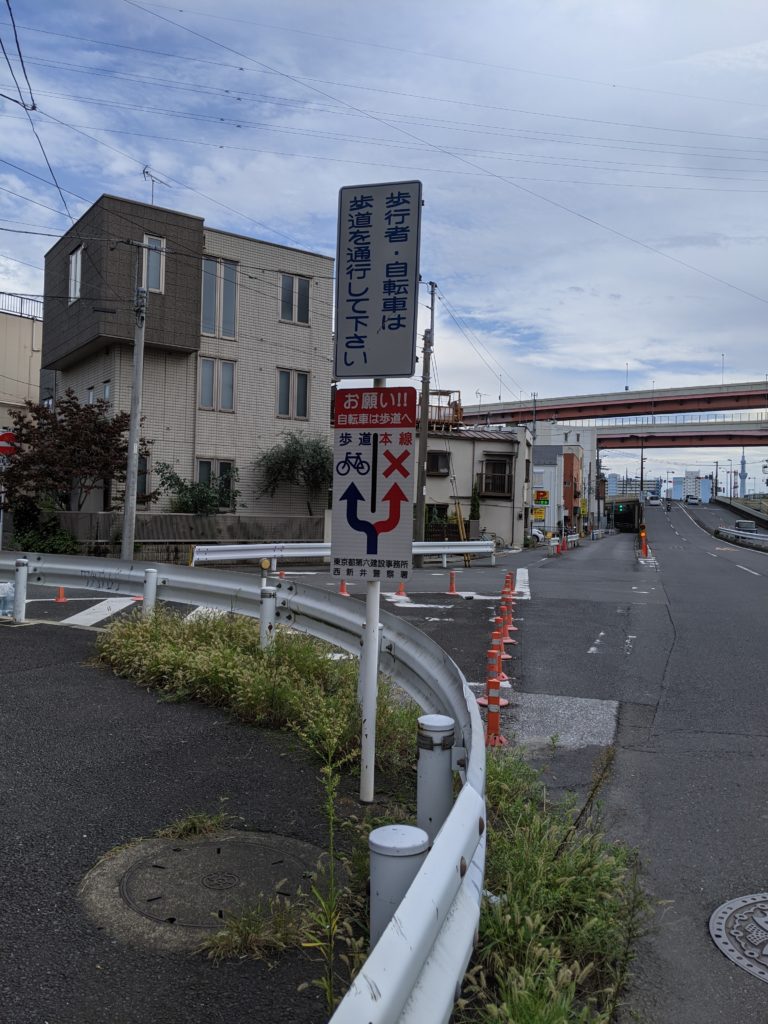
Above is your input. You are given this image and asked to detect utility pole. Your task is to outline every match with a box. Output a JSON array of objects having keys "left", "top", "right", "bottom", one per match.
[
  {"left": 714, "top": 460, "right": 719, "bottom": 500},
  {"left": 121, "top": 285, "right": 147, "bottom": 561},
  {"left": 413, "top": 281, "right": 435, "bottom": 568}
]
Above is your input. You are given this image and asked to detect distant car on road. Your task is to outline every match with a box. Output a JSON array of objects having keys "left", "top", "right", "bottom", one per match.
[
  {"left": 647, "top": 496, "right": 662, "bottom": 506},
  {"left": 685, "top": 495, "right": 702, "bottom": 505}
]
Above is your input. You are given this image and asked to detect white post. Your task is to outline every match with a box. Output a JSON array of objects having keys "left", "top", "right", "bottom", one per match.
[
  {"left": 368, "top": 824, "right": 429, "bottom": 947},
  {"left": 13, "top": 558, "right": 27, "bottom": 623},
  {"left": 260, "top": 586, "right": 276, "bottom": 647},
  {"left": 142, "top": 568, "right": 157, "bottom": 617},
  {"left": 416, "top": 714, "right": 455, "bottom": 844}
]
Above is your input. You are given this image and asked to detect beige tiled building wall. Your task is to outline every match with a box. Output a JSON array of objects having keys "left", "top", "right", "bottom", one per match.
[{"left": 0, "top": 308, "right": 42, "bottom": 430}]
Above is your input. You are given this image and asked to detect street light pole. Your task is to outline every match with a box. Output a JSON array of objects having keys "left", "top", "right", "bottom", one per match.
[
  {"left": 121, "top": 286, "right": 147, "bottom": 561},
  {"left": 414, "top": 281, "right": 435, "bottom": 568}
]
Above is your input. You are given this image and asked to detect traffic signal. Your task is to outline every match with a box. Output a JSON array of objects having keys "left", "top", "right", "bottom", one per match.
[{"left": 618, "top": 503, "right": 624, "bottom": 512}]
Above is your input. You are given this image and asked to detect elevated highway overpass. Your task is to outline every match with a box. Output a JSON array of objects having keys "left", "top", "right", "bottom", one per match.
[
  {"left": 596, "top": 418, "right": 768, "bottom": 448},
  {"left": 463, "top": 379, "right": 768, "bottom": 425}
]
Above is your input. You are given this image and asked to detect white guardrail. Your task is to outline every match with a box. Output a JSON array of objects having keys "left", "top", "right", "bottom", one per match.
[
  {"left": 714, "top": 527, "right": 768, "bottom": 550},
  {"left": 191, "top": 539, "right": 496, "bottom": 569},
  {"left": 0, "top": 551, "right": 486, "bottom": 1024}
]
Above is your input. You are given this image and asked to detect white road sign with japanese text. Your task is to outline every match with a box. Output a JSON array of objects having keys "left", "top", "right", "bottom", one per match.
[
  {"left": 334, "top": 180, "right": 422, "bottom": 379},
  {"left": 331, "top": 387, "right": 416, "bottom": 581}
]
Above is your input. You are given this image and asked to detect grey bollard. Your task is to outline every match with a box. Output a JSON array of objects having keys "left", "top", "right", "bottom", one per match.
[
  {"left": 142, "top": 568, "right": 158, "bottom": 617},
  {"left": 416, "top": 714, "right": 455, "bottom": 844},
  {"left": 260, "top": 586, "right": 276, "bottom": 647},
  {"left": 369, "top": 824, "right": 429, "bottom": 948},
  {"left": 13, "top": 558, "right": 28, "bottom": 623}
]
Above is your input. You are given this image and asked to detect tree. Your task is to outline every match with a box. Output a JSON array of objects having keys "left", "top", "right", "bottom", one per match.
[
  {"left": 0, "top": 390, "right": 149, "bottom": 512},
  {"left": 257, "top": 432, "right": 333, "bottom": 516},
  {"left": 155, "top": 462, "right": 241, "bottom": 514}
]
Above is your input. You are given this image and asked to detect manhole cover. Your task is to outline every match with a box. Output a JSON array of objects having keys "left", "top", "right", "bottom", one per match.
[
  {"left": 79, "top": 831, "right": 325, "bottom": 951},
  {"left": 120, "top": 837, "right": 315, "bottom": 929},
  {"left": 709, "top": 893, "right": 768, "bottom": 984}
]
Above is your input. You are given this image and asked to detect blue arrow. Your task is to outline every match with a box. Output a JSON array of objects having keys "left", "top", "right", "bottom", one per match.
[{"left": 340, "top": 482, "right": 379, "bottom": 554}]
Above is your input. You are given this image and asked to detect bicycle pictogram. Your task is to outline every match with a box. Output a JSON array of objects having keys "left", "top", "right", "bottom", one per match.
[{"left": 336, "top": 451, "right": 370, "bottom": 476}]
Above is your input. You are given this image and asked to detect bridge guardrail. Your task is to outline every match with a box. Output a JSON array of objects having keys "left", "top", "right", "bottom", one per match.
[
  {"left": 714, "top": 528, "right": 768, "bottom": 551},
  {"left": 0, "top": 550, "right": 486, "bottom": 1024}
]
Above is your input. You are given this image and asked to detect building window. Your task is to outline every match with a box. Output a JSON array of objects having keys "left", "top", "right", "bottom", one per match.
[
  {"left": 196, "top": 458, "right": 235, "bottom": 508},
  {"left": 137, "top": 454, "right": 149, "bottom": 499},
  {"left": 143, "top": 235, "right": 165, "bottom": 292},
  {"left": 280, "top": 273, "right": 310, "bottom": 324},
  {"left": 68, "top": 246, "right": 82, "bottom": 303},
  {"left": 277, "top": 369, "right": 309, "bottom": 419},
  {"left": 199, "top": 357, "right": 236, "bottom": 411},
  {"left": 478, "top": 458, "right": 513, "bottom": 497},
  {"left": 202, "top": 257, "right": 238, "bottom": 338},
  {"left": 426, "top": 450, "right": 450, "bottom": 476},
  {"left": 103, "top": 380, "right": 111, "bottom": 403},
  {"left": 86, "top": 386, "right": 94, "bottom": 405}
]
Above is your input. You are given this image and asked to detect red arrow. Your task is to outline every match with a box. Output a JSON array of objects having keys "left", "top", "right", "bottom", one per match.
[{"left": 374, "top": 483, "right": 409, "bottom": 535}]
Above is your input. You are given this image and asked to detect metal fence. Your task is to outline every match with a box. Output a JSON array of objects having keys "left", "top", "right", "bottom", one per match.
[{"left": 0, "top": 550, "right": 486, "bottom": 1024}]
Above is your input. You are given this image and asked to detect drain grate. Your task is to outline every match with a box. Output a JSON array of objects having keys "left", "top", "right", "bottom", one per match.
[{"left": 709, "top": 893, "right": 768, "bottom": 984}]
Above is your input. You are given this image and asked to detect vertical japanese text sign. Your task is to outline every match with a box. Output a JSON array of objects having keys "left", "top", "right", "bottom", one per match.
[
  {"left": 331, "top": 387, "right": 417, "bottom": 581},
  {"left": 334, "top": 181, "right": 423, "bottom": 379}
]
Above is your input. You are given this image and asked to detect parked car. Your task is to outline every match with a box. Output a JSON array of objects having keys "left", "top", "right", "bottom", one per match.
[
  {"left": 734, "top": 519, "right": 757, "bottom": 532},
  {"left": 685, "top": 495, "right": 701, "bottom": 505},
  {"left": 530, "top": 528, "right": 546, "bottom": 544}
]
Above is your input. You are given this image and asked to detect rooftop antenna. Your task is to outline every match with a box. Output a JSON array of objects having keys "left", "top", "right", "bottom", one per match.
[{"left": 142, "top": 166, "right": 170, "bottom": 205}]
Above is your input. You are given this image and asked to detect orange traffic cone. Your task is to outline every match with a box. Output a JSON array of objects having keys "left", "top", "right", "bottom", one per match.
[
  {"left": 478, "top": 648, "right": 509, "bottom": 709},
  {"left": 338, "top": 579, "right": 350, "bottom": 597},
  {"left": 278, "top": 570, "right": 286, "bottom": 579},
  {"left": 396, "top": 580, "right": 407, "bottom": 597},
  {"left": 54, "top": 587, "right": 67, "bottom": 603},
  {"left": 485, "top": 650, "right": 508, "bottom": 747},
  {"left": 447, "top": 570, "right": 458, "bottom": 595}
]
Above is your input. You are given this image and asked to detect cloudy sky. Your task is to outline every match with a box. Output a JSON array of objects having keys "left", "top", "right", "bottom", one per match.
[{"left": 1, "top": 0, "right": 767, "bottom": 487}]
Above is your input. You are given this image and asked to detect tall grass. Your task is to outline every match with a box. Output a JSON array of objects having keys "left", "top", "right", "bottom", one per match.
[{"left": 96, "top": 609, "right": 419, "bottom": 776}]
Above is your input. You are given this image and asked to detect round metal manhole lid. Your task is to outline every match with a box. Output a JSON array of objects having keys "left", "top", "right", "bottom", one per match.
[
  {"left": 709, "top": 893, "right": 768, "bottom": 984},
  {"left": 79, "top": 831, "right": 326, "bottom": 951},
  {"left": 119, "top": 837, "right": 316, "bottom": 929}
]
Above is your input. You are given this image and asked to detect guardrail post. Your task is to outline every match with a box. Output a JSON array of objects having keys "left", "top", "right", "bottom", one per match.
[
  {"left": 368, "top": 824, "right": 430, "bottom": 947},
  {"left": 142, "top": 568, "right": 157, "bottom": 617},
  {"left": 260, "top": 586, "right": 276, "bottom": 647},
  {"left": 416, "top": 714, "right": 455, "bottom": 844},
  {"left": 13, "top": 558, "right": 28, "bottom": 623}
]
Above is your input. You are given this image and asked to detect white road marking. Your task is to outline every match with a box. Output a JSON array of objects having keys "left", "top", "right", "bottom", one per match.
[
  {"left": 514, "top": 568, "right": 531, "bottom": 600},
  {"left": 60, "top": 597, "right": 136, "bottom": 626},
  {"left": 707, "top": 552, "right": 717, "bottom": 558},
  {"left": 587, "top": 630, "right": 605, "bottom": 654},
  {"left": 736, "top": 565, "right": 761, "bottom": 576}
]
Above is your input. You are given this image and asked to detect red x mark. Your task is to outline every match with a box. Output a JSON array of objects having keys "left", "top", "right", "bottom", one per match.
[{"left": 383, "top": 449, "right": 410, "bottom": 478}]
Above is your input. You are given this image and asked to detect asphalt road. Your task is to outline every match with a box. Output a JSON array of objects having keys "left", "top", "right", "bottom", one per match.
[{"left": 2, "top": 522, "right": 767, "bottom": 1023}]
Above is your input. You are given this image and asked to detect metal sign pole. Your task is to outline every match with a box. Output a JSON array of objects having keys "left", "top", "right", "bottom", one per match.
[{"left": 359, "top": 375, "right": 386, "bottom": 803}]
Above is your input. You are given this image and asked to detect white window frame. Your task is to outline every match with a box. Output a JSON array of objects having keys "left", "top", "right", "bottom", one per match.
[
  {"left": 68, "top": 246, "right": 82, "bottom": 304},
  {"left": 199, "top": 357, "right": 236, "bottom": 412},
  {"left": 103, "top": 380, "right": 111, "bottom": 403},
  {"left": 86, "top": 386, "right": 94, "bottom": 405},
  {"left": 142, "top": 235, "right": 165, "bottom": 293},
  {"left": 201, "top": 257, "right": 238, "bottom": 339},
  {"left": 280, "top": 273, "right": 310, "bottom": 325},
  {"left": 276, "top": 368, "right": 309, "bottom": 420}
]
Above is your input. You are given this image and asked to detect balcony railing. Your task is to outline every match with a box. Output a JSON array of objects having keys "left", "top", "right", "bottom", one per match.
[{"left": 476, "top": 472, "right": 512, "bottom": 497}]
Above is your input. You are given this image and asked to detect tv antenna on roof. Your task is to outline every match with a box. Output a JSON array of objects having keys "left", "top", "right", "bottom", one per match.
[{"left": 142, "top": 166, "right": 171, "bottom": 205}]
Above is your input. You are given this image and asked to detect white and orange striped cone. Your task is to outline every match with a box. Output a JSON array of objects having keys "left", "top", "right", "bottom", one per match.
[
  {"left": 478, "top": 648, "right": 509, "bottom": 708},
  {"left": 485, "top": 656, "right": 508, "bottom": 748},
  {"left": 497, "top": 607, "right": 518, "bottom": 646},
  {"left": 502, "top": 599, "right": 519, "bottom": 635},
  {"left": 447, "top": 570, "right": 458, "bottom": 595},
  {"left": 492, "top": 628, "right": 512, "bottom": 661},
  {"left": 338, "top": 579, "right": 350, "bottom": 597},
  {"left": 54, "top": 587, "right": 67, "bottom": 604}
]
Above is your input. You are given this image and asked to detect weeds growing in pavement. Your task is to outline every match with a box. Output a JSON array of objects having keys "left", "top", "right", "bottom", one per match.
[
  {"left": 456, "top": 749, "right": 647, "bottom": 1023},
  {"left": 96, "top": 609, "right": 420, "bottom": 776},
  {"left": 201, "top": 891, "right": 307, "bottom": 961},
  {"left": 153, "top": 809, "right": 236, "bottom": 839}
]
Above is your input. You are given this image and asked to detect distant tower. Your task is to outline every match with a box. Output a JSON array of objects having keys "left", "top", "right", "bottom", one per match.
[{"left": 739, "top": 448, "right": 748, "bottom": 497}]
